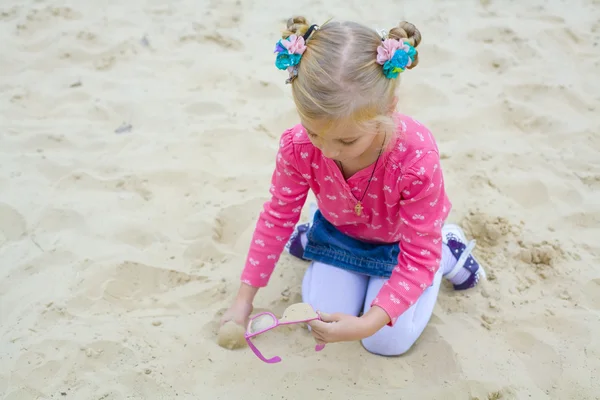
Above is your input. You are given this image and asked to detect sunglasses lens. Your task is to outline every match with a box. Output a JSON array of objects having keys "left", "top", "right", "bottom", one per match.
[{"left": 248, "top": 314, "right": 276, "bottom": 334}]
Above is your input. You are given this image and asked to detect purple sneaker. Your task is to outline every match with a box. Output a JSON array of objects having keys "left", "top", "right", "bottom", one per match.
[
  {"left": 442, "top": 224, "right": 486, "bottom": 290},
  {"left": 284, "top": 203, "right": 318, "bottom": 261},
  {"left": 284, "top": 222, "right": 310, "bottom": 261}
]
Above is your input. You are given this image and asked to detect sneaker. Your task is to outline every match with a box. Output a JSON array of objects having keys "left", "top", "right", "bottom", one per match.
[
  {"left": 284, "top": 222, "right": 310, "bottom": 260},
  {"left": 284, "top": 203, "right": 318, "bottom": 261},
  {"left": 442, "top": 224, "right": 486, "bottom": 290}
]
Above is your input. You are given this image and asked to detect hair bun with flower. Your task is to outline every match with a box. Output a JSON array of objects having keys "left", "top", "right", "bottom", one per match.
[
  {"left": 274, "top": 35, "right": 306, "bottom": 69},
  {"left": 376, "top": 21, "right": 420, "bottom": 79},
  {"left": 376, "top": 38, "right": 417, "bottom": 79},
  {"left": 274, "top": 20, "right": 319, "bottom": 84}
]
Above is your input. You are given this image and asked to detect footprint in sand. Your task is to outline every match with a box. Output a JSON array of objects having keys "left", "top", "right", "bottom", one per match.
[
  {"left": 506, "top": 330, "right": 563, "bottom": 391},
  {"left": 212, "top": 198, "right": 267, "bottom": 250},
  {"left": 103, "top": 261, "right": 205, "bottom": 299},
  {"left": 354, "top": 326, "right": 459, "bottom": 389},
  {"left": 0, "top": 202, "right": 27, "bottom": 244},
  {"left": 406, "top": 326, "right": 461, "bottom": 385},
  {"left": 68, "top": 261, "right": 207, "bottom": 313}
]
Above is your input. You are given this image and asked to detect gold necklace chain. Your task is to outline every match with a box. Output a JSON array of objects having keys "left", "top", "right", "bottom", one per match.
[{"left": 338, "top": 133, "right": 386, "bottom": 216}]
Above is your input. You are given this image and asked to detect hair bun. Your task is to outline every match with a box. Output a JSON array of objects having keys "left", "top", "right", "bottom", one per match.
[
  {"left": 388, "top": 21, "right": 421, "bottom": 69},
  {"left": 389, "top": 21, "right": 421, "bottom": 46},
  {"left": 283, "top": 16, "right": 310, "bottom": 38}
]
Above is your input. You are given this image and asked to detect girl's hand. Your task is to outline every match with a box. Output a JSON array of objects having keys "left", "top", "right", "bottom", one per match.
[
  {"left": 220, "top": 299, "right": 253, "bottom": 327},
  {"left": 307, "top": 307, "right": 391, "bottom": 344},
  {"left": 308, "top": 312, "right": 370, "bottom": 344},
  {"left": 220, "top": 283, "right": 259, "bottom": 327}
]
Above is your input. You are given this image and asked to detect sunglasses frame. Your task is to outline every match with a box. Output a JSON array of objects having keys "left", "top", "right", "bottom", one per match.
[{"left": 244, "top": 310, "right": 325, "bottom": 363}]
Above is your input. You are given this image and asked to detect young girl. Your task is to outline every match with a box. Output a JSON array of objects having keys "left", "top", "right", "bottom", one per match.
[{"left": 220, "top": 17, "right": 484, "bottom": 356}]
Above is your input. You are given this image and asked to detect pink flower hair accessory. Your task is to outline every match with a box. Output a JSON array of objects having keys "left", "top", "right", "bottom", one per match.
[
  {"left": 376, "top": 37, "right": 418, "bottom": 79},
  {"left": 274, "top": 23, "right": 319, "bottom": 84},
  {"left": 376, "top": 38, "right": 413, "bottom": 66},
  {"left": 281, "top": 34, "right": 307, "bottom": 55}
]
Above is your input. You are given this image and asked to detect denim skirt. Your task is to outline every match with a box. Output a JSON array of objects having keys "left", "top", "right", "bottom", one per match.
[{"left": 302, "top": 210, "right": 399, "bottom": 278}]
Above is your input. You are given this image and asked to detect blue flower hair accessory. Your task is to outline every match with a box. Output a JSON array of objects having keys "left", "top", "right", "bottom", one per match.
[
  {"left": 274, "top": 35, "right": 306, "bottom": 70},
  {"left": 274, "top": 24, "right": 319, "bottom": 84},
  {"left": 376, "top": 38, "right": 417, "bottom": 79}
]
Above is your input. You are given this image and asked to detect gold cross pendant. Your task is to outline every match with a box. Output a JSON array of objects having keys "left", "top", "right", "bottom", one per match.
[{"left": 354, "top": 202, "right": 363, "bottom": 217}]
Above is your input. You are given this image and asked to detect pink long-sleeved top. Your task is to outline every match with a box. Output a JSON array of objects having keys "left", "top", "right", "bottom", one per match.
[{"left": 241, "top": 113, "right": 451, "bottom": 326}]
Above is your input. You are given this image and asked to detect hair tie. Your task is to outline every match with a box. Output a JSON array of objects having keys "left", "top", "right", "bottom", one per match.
[
  {"left": 303, "top": 24, "right": 319, "bottom": 41},
  {"left": 274, "top": 24, "right": 319, "bottom": 84},
  {"left": 376, "top": 38, "right": 417, "bottom": 79}
]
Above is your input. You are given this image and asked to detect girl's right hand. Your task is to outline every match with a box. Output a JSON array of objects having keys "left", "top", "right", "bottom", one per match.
[
  {"left": 220, "top": 299, "right": 254, "bottom": 327},
  {"left": 220, "top": 282, "right": 259, "bottom": 327}
]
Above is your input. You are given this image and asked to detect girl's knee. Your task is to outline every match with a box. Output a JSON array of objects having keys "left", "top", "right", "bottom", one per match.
[
  {"left": 361, "top": 334, "right": 415, "bottom": 356},
  {"left": 301, "top": 262, "right": 368, "bottom": 316}
]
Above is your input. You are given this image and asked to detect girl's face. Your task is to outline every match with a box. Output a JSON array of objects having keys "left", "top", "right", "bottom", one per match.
[{"left": 302, "top": 118, "right": 380, "bottom": 163}]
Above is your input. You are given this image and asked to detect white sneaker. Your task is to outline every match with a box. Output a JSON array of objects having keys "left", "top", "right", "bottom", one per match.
[{"left": 442, "top": 224, "right": 486, "bottom": 290}]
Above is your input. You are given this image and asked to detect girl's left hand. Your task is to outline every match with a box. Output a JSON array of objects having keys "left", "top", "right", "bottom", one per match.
[{"left": 308, "top": 312, "right": 370, "bottom": 344}]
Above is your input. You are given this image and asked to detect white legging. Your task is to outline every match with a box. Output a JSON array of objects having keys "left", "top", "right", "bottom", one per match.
[{"left": 302, "top": 261, "right": 444, "bottom": 356}]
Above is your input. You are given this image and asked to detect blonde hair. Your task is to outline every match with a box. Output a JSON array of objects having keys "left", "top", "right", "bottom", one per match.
[{"left": 281, "top": 17, "right": 422, "bottom": 148}]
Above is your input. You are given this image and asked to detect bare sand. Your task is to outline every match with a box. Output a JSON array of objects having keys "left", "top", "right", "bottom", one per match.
[{"left": 1, "top": 0, "right": 599, "bottom": 399}]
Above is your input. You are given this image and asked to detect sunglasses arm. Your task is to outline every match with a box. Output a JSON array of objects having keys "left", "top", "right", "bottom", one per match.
[{"left": 245, "top": 336, "right": 282, "bottom": 364}]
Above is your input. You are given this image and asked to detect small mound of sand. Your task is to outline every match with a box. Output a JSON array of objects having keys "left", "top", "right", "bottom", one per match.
[
  {"left": 463, "top": 210, "right": 520, "bottom": 247},
  {"left": 217, "top": 321, "right": 247, "bottom": 350}
]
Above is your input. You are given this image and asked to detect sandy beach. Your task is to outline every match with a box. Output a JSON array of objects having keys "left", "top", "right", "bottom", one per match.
[{"left": 1, "top": 0, "right": 599, "bottom": 399}]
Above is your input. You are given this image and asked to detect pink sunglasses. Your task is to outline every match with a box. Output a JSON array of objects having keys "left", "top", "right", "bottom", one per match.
[{"left": 244, "top": 303, "right": 326, "bottom": 363}]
